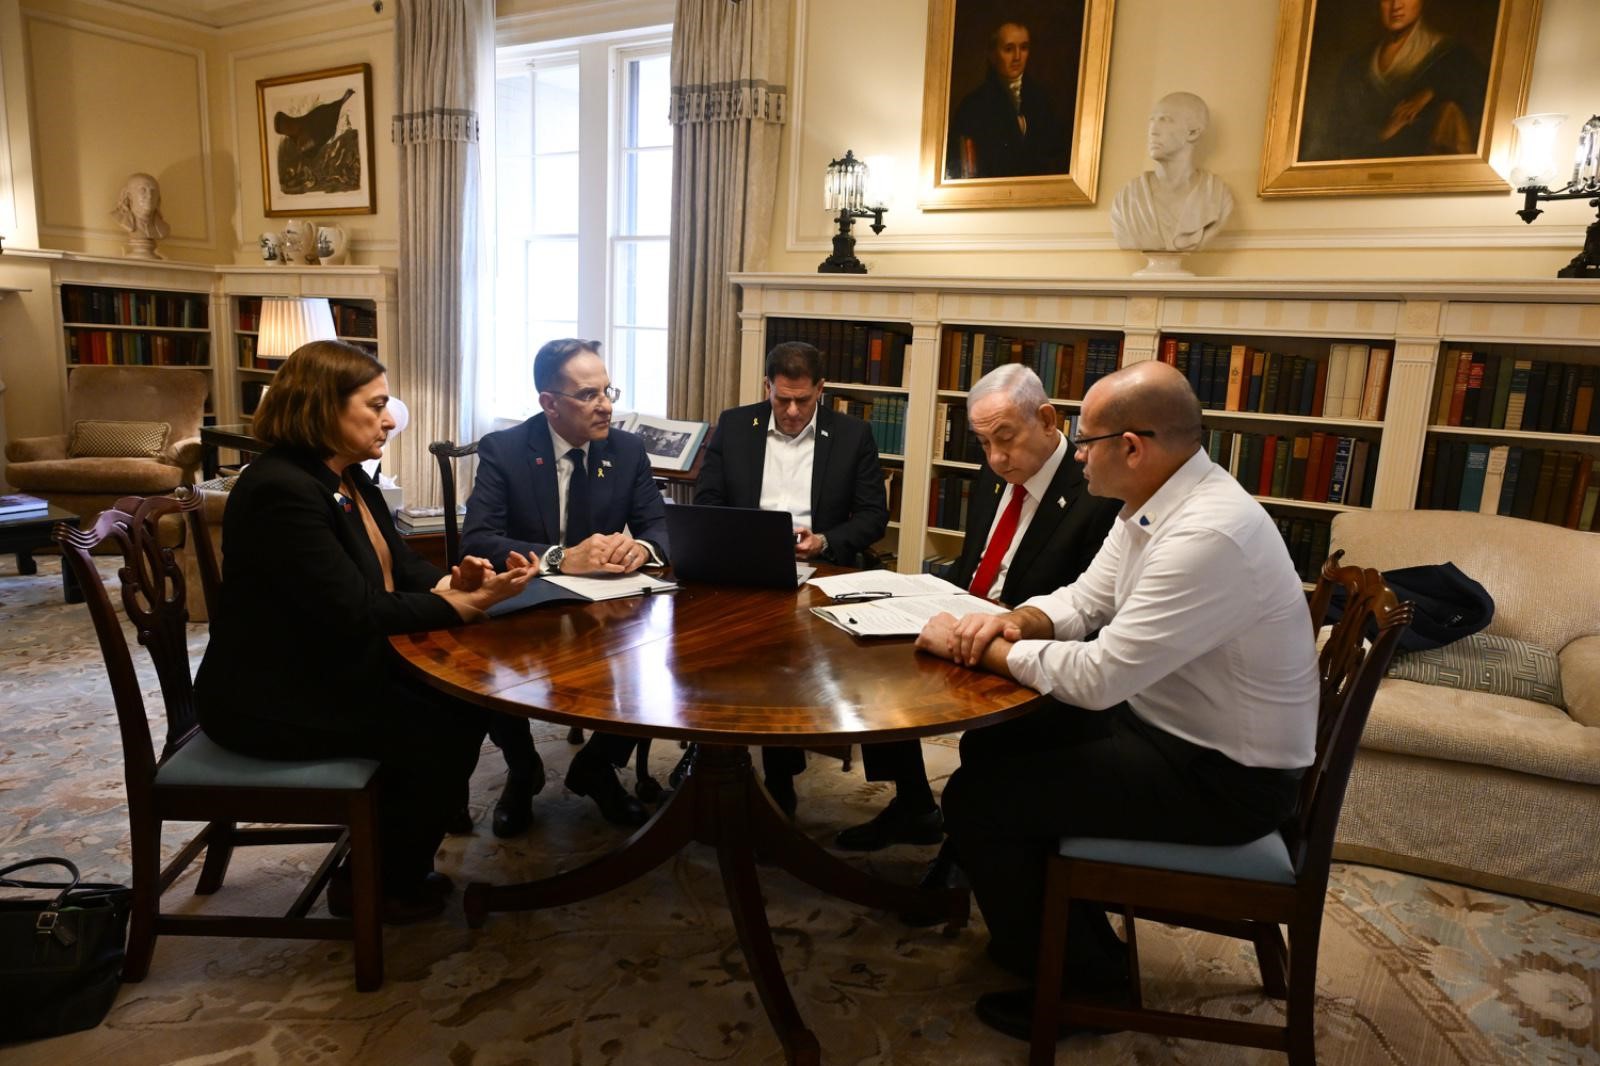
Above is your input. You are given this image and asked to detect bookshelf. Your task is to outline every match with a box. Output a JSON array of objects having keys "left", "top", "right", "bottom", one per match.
[
  {"left": 734, "top": 275, "right": 1600, "bottom": 576},
  {"left": 51, "top": 256, "right": 217, "bottom": 423},
  {"left": 214, "top": 266, "right": 397, "bottom": 427}
]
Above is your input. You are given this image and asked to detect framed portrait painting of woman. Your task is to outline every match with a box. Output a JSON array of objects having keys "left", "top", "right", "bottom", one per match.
[
  {"left": 1259, "top": 0, "right": 1541, "bottom": 197},
  {"left": 918, "top": 0, "right": 1116, "bottom": 210}
]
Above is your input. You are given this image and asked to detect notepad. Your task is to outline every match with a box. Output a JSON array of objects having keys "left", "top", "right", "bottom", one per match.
[
  {"left": 811, "top": 593, "right": 1005, "bottom": 637},
  {"left": 808, "top": 571, "right": 967, "bottom": 600},
  {"left": 486, "top": 572, "right": 677, "bottom": 617}
]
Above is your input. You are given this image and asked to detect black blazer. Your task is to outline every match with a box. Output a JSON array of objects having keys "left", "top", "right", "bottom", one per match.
[
  {"left": 953, "top": 450, "right": 1120, "bottom": 606},
  {"left": 460, "top": 413, "right": 670, "bottom": 571},
  {"left": 694, "top": 401, "right": 889, "bottom": 565},
  {"left": 194, "top": 446, "right": 460, "bottom": 733}
]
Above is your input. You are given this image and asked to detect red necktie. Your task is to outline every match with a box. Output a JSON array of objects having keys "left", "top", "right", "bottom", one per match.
[{"left": 968, "top": 484, "right": 1026, "bottom": 599}]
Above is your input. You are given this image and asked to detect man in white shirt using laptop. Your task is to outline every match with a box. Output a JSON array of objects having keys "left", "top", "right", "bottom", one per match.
[{"left": 916, "top": 360, "right": 1319, "bottom": 1042}]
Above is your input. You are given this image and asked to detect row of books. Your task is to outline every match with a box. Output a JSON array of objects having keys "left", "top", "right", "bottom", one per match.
[
  {"left": 66, "top": 329, "right": 209, "bottom": 367},
  {"left": 1432, "top": 351, "right": 1600, "bottom": 436},
  {"left": 1277, "top": 514, "right": 1334, "bottom": 584},
  {"left": 1207, "top": 429, "right": 1379, "bottom": 507},
  {"left": 61, "top": 285, "right": 207, "bottom": 329},
  {"left": 765, "top": 317, "right": 910, "bottom": 387},
  {"left": 939, "top": 330, "right": 1122, "bottom": 400},
  {"left": 236, "top": 298, "right": 378, "bottom": 339},
  {"left": 1159, "top": 338, "right": 1391, "bottom": 421},
  {"left": 1418, "top": 440, "right": 1600, "bottom": 530},
  {"left": 927, "top": 473, "right": 976, "bottom": 532},
  {"left": 827, "top": 394, "right": 908, "bottom": 456}
]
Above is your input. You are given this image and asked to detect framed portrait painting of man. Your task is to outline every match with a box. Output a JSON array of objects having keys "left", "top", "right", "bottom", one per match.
[
  {"left": 1259, "top": 0, "right": 1541, "bottom": 197},
  {"left": 918, "top": 0, "right": 1115, "bottom": 210},
  {"left": 256, "top": 64, "right": 376, "bottom": 217}
]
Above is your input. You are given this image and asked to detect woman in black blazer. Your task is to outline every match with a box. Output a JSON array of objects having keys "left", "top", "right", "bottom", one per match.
[{"left": 194, "top": 340, "right": 535, "bottom": 923}]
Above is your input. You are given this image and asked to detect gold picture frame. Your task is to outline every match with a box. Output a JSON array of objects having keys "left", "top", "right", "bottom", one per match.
[
  {"left": 257, "top": 63, "right": 376, "bottom": 217},
  {"left": 1259, "top": 0, "right": 1541, "bottom": 198},
  {"left": 918, "top": 0, "right": 1115, "bottom": 210}
]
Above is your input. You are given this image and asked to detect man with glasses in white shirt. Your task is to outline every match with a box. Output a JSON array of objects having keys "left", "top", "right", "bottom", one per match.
[
  {"left": 916, "top": 360, "right": 1319, "bottom": 1042},
  {"left": 462, "top": 338, "right": 669, "bottom": 833}
]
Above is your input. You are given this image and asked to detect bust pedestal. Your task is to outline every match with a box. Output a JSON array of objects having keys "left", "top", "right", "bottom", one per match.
[{"left": 1133, "top": 251, "right": 1192, "bottom": 278}]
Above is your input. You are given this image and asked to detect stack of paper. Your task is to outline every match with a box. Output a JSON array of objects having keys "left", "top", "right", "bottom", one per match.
[{"left": 808, "top": 571, "right": 1006, "bottom": 637}]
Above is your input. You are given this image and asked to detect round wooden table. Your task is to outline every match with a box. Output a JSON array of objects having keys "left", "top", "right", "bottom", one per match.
[{"left": 390, "top": 575, "right": 1046, "bottom": 1065}]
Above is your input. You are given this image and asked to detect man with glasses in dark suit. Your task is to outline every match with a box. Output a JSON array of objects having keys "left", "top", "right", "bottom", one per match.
[{"left": 461, "top": 338, "right": 669, "bottom": 833}]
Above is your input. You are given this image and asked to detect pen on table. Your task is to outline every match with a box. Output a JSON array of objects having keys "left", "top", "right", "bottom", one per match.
[{"left": 833, "top": 591, "right": 891, "bottom": 603}]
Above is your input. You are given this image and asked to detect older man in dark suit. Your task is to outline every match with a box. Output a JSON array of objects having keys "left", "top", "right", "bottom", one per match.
[
  {"left": 834, "top": 363, "right": 1121, "bottom": 852},
  {"left": 461, "top": 338, "right": 669, "bottom": 833},
  {"left": 694, "top": 339, "right": 889, "bottom": 812}
]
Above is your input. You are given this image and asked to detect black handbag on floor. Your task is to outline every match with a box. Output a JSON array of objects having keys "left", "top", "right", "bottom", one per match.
[{"left": 0, "top": 857, "right": 132, "bottom": 1041}]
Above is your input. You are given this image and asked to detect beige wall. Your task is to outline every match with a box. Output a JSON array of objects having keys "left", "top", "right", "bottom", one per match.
[{"left": 769, "top": 0, "right": 1600, "bottom": 279}]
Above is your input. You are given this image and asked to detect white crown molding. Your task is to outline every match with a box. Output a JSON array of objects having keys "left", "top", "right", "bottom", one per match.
[
  {"left": 496, "top": 0, "right": 674, "bottom": 48},
  {"left": 41, "top": 0, "right": 375, "bottom": 33},
  {"left": 783, "top": 223, "right": 1592, "bottom": 255},
  {"left": 22, "top": 10, "right": 216, "bottom": 249},
  {"left": 225, "top": 18, "right": 392, "bottom": 61}
]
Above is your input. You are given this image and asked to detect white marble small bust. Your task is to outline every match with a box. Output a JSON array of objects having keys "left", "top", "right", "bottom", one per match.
[
  {"left": 111, "top": 172, "right": 171, "bottom": 260},
  {"left": 1111, "top": 92, "right": 1234, "bottom": 262}
]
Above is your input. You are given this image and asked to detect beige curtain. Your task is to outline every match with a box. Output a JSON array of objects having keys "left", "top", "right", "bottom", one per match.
[
  {"left": 390, "top": 0, "right": 484, "bottom": 508},
  {"left": 666, "top": 0, "right": 791, "bottom": 421}
]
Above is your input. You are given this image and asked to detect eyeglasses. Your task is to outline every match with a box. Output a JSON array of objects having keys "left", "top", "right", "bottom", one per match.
[
  {"left": 1070, "top": 428, "right": 1156, "bottom": 449},
  {"left": 548, "top": 385, "right": 621, "bottom": 406}
]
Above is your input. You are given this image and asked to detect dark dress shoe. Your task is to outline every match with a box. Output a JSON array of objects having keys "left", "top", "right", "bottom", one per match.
[
  {"left": 835, "top": 797, "right": 944, "bottom": 851},
  {"left": 445, "top": 807, "right": 475, "bottom": 835},
  {"left": 492, "top": 757, "right": 546, "bottom": 839},
  {"left": 566, "top": 757, "right": 649, "bottom": 827},
  {"left": 327, "top": 873, "right": 447, "bottom": 926},
  {"left": 566, "top": 726, "right": 585, "bottom": 745},
  {"left": 899, "top": 845, "right": 967, "bottom": 927},
  {"left": 763, "top": 774, "right": 798, "bottom": 820},
  {"left": 974, "top": 987, "right": 1124, "bottom": 1043}
]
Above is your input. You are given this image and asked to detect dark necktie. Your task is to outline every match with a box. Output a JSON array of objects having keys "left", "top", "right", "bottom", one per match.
[
  {"left": 564, "top": 447, "right": 593, "bottom": 546},
  {"left": 968, "top": 484, "right": 1027, "bottom": 599}
]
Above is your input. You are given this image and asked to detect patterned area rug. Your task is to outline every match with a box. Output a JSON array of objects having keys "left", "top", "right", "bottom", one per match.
[{"left": 2, "top": 557, "right": 1597, "bottom": 1064}]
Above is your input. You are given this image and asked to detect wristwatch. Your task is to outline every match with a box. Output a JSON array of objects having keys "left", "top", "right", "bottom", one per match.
[{"left": 544, "top": 545, "right": 565, "bottom": 574}]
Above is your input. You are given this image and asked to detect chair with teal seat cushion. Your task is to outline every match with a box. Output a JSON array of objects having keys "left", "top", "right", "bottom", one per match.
[
  {"left": 57, "top": 492, "right": 386, "bottom": 993},
  {"left": 1027, "top": 553, "right": 1413, "bottom": 1065}
]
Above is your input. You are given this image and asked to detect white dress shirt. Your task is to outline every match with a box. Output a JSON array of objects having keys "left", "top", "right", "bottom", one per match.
[
  {"left": 758, "top": 409, "right": 817, "bottom": 530},
  {"left": 972, "top": 431, "right": 1069, "bottom": 601},
  {"left": 1006, "top": 449, "right": 1318, "bottom": 769}
]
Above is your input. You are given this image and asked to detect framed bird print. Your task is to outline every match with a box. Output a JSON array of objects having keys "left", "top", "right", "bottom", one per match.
[{"left": 257, "top": 64, "right": 376, "bottom": 217}]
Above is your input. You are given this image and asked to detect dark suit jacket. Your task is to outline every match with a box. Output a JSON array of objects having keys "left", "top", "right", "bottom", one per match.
[
  {"left": 194, "top": 446, "right": 460, "bottom": 734},
  {"left": 953, "top": 450, "right": 1120, "bottom": 606},
  {"left": 460, "top": 413, "right": 669, "bottom": 571},
  {"left": 693, "top": 401, "right": 888, "bottom": 565},
  {"left": 946, "top": 72, "right": 1071, "bottom": 179}
]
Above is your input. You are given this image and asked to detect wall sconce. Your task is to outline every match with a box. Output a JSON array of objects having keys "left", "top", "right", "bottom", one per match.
[
  {"left": 256, "top": 296, "right": 338, "bottom": 360},
  {"left": 818, "top": 150, "right": 888, "bottom": 274},
  {"left": 1512, "top": 112, "right": 1600, "bottom": 279}
]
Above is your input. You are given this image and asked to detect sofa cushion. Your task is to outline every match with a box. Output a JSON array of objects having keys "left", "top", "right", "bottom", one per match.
[
  {"left": 69, "top": 419, "right": 170, "bottom": 458},
  {"left": 5, "top": 457, "right": 187, "bottom": 494},
  {"left": 1387, "top": 633, "right": 1563, "bottom": 709},
  {"left": 1560, "top": 635, "right": 1600, "bottom": 729},
  {"left": 1361, "top": 679, "right": 1600, "bottom": 786}
]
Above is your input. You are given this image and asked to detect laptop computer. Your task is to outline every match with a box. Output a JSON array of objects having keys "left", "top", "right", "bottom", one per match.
[{"left": 665, "top": 504, "right": 814, "bottom": 589}]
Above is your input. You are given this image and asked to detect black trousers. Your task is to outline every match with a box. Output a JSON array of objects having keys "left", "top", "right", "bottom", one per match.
[
  {"left": 762, "top": 740, "right": 929, "bottom": 792},
  {"left": 942, "top": 701, "right": 1303, "bottom": 979},
  {"left": 485, "top": 713, "right": 636, "bottom": 775},
  {"left": 203, "top": 676, "right": 488, "bottom": 892}
]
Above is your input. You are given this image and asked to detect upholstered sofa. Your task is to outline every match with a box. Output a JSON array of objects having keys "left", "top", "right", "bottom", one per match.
[
  {"left": 1329, "top": 509, "right": 1600, "bottom": 913},
  {"left": 4, "top": 366, "right": 207, "bottom": 544}
]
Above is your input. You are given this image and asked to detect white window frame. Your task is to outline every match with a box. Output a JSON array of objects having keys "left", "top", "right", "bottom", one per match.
[{"left": 493, "top": 24, "right": 671, "bottom": 421}]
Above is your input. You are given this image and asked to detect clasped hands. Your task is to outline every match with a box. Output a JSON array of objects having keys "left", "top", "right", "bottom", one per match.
[
  {"left": 559, "top": 532, "right": 655, "bottom": 575},
  {"left": 915, "top": 605, "right": 1049, "bottom": 672}
]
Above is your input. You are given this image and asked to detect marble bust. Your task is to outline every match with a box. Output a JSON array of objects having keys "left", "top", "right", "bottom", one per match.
[
  {"left": 111, "top": 172, "right": 171, "bottom": 260},
  {"left": 1111, "top": 92, "right": 1234, "bottom": 265}
]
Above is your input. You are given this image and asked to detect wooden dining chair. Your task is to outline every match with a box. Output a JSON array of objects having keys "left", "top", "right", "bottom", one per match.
[
  {"left": 1026, "top": 552, "right": 1413, "bottom": 1064},
  {"left": 58, "top": 492, "right": 386, "bottom": 991},
  {"left": 429, "top": 438, "right": 664, "bottom": 794}
]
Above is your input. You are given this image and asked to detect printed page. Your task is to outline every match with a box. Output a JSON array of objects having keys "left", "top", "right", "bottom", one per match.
[
  {"left": 542, "top": 572, "right": 678, "bottom": 601},
  {"left": 811, "top": 593, "right": 1004, "bottom": 637},
  {"left": 808, "top": 571, "right": 967, "bottom": 599}
]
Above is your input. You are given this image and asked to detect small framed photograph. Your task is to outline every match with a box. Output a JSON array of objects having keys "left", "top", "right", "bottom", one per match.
[
  {"left": 1259, "top": 0, "right": 1541, "bottom": 197},
  {"left": 918, "top": 0, "right": 1116, "bottom": 210},
  {"left": 256, "top": 64, "right": 376, "bottom": 217}
]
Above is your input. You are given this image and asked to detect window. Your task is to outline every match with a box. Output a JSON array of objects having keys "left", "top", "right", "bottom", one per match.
[{"left": 494, "top": 32, "right": 672, "bottom": 419}]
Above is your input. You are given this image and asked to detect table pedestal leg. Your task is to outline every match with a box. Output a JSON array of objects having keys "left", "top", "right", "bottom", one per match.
[{"left": 462, "top": 741, "right": 968, "bottom": 1064}]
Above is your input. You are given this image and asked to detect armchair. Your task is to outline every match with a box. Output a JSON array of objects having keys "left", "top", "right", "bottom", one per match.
[{"left": 5, "top": 366, "right": 207, "bottom": 542}]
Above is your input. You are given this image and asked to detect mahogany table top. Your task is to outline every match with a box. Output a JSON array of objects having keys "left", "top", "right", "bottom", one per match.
[{"left": 390, "top": 574, "right": 1046, "bottom": 746}]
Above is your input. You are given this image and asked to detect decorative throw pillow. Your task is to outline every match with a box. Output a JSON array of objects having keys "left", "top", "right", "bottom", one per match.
[
  {"left": 1386, "top": 632, "right": 1564, "bottom": 709},
  {"left": 68, "top": 419, "right": 170, "bottom": 459}
]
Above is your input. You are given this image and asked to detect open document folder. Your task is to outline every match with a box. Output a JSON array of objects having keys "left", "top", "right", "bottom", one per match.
[
  {"left": 809, "top": 570, "right": 1007, "bottom": 637},
  {"left": 486, "top": 571, "right": 677, "bottom": 618}
]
